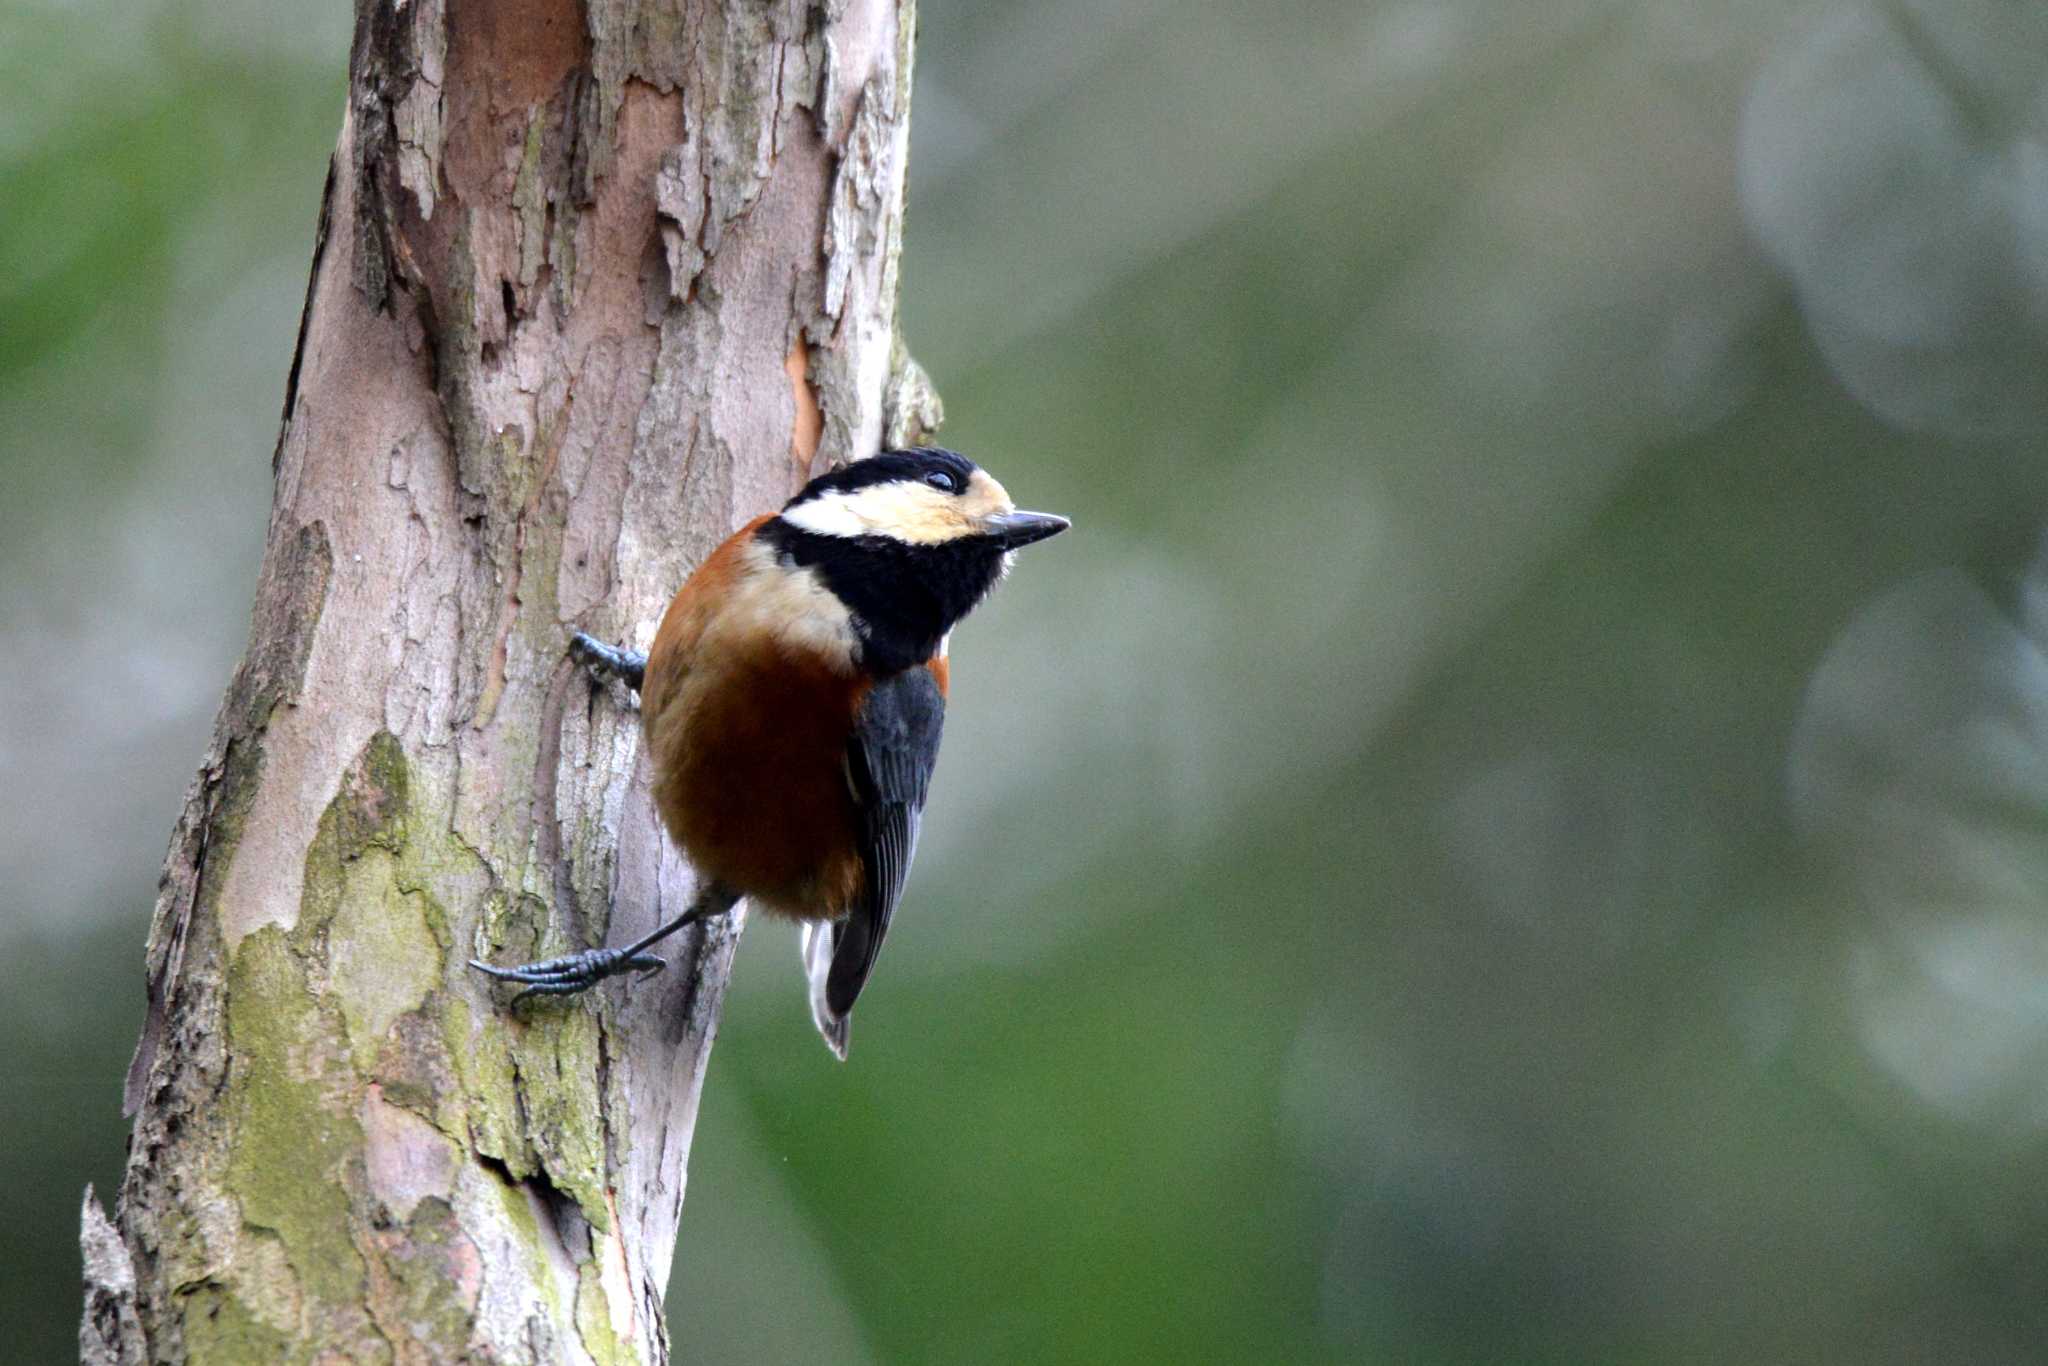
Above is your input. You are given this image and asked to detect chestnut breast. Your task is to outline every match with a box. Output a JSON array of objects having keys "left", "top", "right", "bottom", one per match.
[{"left": 640, "top": 519, "right": 868, "bottom": 919}]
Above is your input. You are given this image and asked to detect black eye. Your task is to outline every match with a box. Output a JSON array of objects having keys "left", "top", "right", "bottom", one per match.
[{"left": 924, "top": 469, "right": 960, "bottom": 494}]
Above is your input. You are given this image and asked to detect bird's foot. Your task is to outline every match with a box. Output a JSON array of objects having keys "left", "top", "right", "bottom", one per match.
[
  {"left": 469, "top": 945, "right": 666, "bottom": 1003},
  {"left": 569, "top": 633, "right": 646, "bottom": 691}
]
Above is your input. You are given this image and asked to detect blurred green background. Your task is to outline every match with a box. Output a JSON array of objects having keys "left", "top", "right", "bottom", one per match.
[{"left": 8, "top": 1, "right": 2048, "bottom": 1361}]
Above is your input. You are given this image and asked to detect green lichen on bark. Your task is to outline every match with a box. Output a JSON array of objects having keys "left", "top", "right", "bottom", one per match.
[
  {"left": 436, "top": 972, "right": 612, "bottom": 1235},
  {"left": 309, "top": 735, "right": 447, "bottom": 1065},
  {"left": 366, "top": 1198, "right": 477, "bottom": 1352},
  {"left": 326, "top": 731, "right": 614, "bottom": 1231},
  {"left": 209, "top": 730, "right": 425, "bottom": 1360},
  {"left": 329, "top": 860, "right": 443, "bottom": 1066},
  {"left": 179, "top": 1283, "right": 292, "bottom": 1365},
  {"left": 221, "top": 926, "right": 381, "bottom": 1355},
  {"left": 440, "top": 991, "right": 538, "bottom": 1174},
  {"left": 513, "top": 107, "right": 551, "bottom": 290},
  {"left": 577, "top": 1259, "right": 631, "bottom": 1364},
  {"left": 512, "top": 1007, "right": 615, "bottom": 1231},
  {"left": 202, "top": 723, "right": 624, "bottom": 1358}
]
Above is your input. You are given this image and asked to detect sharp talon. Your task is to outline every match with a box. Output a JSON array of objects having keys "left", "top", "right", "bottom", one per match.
[
  {"left": 474, "top": 898, "right": 708, "bottom": 1010},
  {"left": 471, "top": 943, "right": 665, "bottom": 999},
  {"left": 471, "top": 957, "right": 578, "bottom": 984}
]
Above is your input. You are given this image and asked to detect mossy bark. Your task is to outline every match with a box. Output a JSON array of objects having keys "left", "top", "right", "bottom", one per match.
[{"left": 82, "top": 2, "right": 931, "bottom": 1361}]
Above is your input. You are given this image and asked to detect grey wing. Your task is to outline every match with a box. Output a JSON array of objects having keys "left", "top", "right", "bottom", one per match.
[{"left": 823, "top": 666, "right": 946, "bottom": 1024}]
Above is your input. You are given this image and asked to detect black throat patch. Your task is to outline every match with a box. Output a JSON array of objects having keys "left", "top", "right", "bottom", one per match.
[{"left": 756, "top": 519, "right": 1006, "bottom": 675}]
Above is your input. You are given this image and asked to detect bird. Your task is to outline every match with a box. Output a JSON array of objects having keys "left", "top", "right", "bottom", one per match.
[{"left": 471, "top": 446, "right": 1069, "bottom": 1057}]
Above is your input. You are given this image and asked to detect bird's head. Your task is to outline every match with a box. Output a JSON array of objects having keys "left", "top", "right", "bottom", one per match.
[
  {"left": 780, "top": 447, "right": 1070, "bottom": 553},
  {"left": 765, "top": 447, "right": 1070, "bottom": 671}
]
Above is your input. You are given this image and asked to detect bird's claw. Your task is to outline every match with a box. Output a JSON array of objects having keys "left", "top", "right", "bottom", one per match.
[
  {"left": 468, "top": 946, "right": 668, "bottom": 1003},
  {"left": 569, "top": 632, "right": 646, "bottom": 691}
]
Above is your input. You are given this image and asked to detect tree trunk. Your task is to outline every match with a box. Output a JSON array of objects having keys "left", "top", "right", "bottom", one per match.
[{"left": 81, "top": 2, "right": 938, "bottom": 1360}]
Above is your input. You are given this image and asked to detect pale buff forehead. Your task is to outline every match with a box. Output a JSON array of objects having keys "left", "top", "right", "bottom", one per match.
[{"left": 783, "top": 468, "right": 1015, "bottom": 544}]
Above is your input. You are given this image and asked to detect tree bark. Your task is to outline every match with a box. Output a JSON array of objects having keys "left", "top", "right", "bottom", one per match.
[{"left": 81, "top": 2, "right": 938, "bottom": 1361}]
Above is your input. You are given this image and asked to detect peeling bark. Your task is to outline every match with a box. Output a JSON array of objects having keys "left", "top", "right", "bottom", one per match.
[{"left": 83, "top": 2, "right": 926, "bottom": 1361}]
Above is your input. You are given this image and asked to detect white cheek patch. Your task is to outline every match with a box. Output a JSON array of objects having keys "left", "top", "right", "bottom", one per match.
[
  {"left": 780, "top": 488, "right": 876, "bottom": 539},
  {"left": 783, "top": 477, "right": 1009, "bottom": 545}
]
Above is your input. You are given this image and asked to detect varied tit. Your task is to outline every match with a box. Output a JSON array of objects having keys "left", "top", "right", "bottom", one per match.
[{"left": 472, "top": 447, "right": 1069, "bottom": 1057}]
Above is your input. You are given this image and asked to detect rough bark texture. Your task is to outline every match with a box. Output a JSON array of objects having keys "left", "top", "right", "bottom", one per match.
[{"left": 82, "top": 2, "right": 939, "bottom": 1361}]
